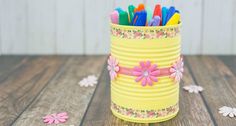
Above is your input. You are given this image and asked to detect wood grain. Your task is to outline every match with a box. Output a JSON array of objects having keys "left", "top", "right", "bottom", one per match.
[
  {"left": 202, "top": 0, "right": 234, "bottom": 54},
  {"left": 27, "top": 0, "right": 56, "bottom": 54},
  {"left": 218, "top": 56, "right": 236, "bottom": 75},
  {"left": 56, "top": 0, "right": 84, "bottom": 54},
  {"left": 0, "top": 0, "right": 28, "bottom": 54},
  {"left": 81, "top": 58, "right": 214, "bottom": 126},
  {"left": 1, "top": 56, "right": 236, "bottom": 126},
  {"left": 84, "top": 0, "right": 113, "bottom": 54},
  {"left": 0, "top": 56, "right": 66, "bottom": 126},
  {"left": 186, "top": 56, "right": 236, "bottom": 126},
  {"left": 12, "top": 56, "right": 107, "bottom": 126}
]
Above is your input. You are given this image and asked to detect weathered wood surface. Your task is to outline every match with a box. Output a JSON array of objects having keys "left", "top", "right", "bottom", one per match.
[
  {"left": 0, "top": 56, "right": 236, "bottom": 126},
  {"left": 0, "top": 56, "right": 66, "bottom": 126}
]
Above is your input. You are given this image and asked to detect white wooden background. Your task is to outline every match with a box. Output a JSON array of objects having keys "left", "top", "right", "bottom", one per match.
[{"left": 0, "top": 0, "right": 235, "bottom": 55}]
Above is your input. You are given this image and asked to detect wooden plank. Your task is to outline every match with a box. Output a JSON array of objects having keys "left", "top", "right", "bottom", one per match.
[
  {"left": 173, "top": 0, "right": 202, "bottom": 54},
  {"left": 218, "top": 56, "right": 236, "bottom": 75},
  {"left": 0, "top": 56, "right": 66, "bottom": 126},
  {"left": 202, "top": 0, "right": 234, "bottom": 54},
  {"left": 56, "top": 0, "right": 84, "bottom": 54},
  {"left": 84, "top": 0, "right": 114, "bottom": 54},
  {"left": 81, "top": 57, "right": 214, "bottom": 126},
  {"left": 12, "top": 56, "right": 107, "bottom": 126},
  {"left": 27, "top": 0, "right": 56, "bottom": 54},
  {"left": 0, "top": 56, "right": 27, "bottom": 77},
  {"left": 233, "top": 2, "right": 236, "bottom": 54},
  {"left": 0, "top": 0, "right": 27, "bottom": 54},
  {"left": 186, "top": 56, "right": 236, "bottom": 126}
]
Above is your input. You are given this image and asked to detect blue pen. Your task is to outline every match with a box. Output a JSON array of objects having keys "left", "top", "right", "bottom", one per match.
[
  {"left": 115, "top": 7, "right": 123, "bottom": 13},
  {"left": 162, "top": 7, "right": 168, "bottom": 25},
  {"left": 132, "top": 11, "right": 147, "bottom": 26},
  {"left": 175, "top": 10, "right": 180, "bottom": 13},
  {"left": 165, "top": 6, "right": 176, "bottom": 25}
]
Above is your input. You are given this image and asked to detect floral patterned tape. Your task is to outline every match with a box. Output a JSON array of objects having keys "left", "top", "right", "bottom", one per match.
[
  {"left": 111, "top": 27, "right": 180, "bottom": 39},
  {"left": 107, "top": 55, "right": 184, "bottom": 86},
  {"left": 111, "top": 102, "right": 178, "bottom": 119}
]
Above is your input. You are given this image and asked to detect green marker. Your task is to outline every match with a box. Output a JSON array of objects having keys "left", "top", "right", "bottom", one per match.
[
  {"left": 146, "top": 7, "right": 153, "bottom": 23},
  {"left": 119, "top": 11, "right": 129, "bottom": 25},
  {"left": 128, "top": 5, "right": 135, "bottom": 23}
]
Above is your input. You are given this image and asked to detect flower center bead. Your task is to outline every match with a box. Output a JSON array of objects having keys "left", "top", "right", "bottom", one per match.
[{"left": 143, "top": 70, "right": 149, "bottom": 77}]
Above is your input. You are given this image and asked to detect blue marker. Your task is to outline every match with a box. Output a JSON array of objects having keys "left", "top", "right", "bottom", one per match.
[
  {"left": 132, "top": 11, "right": 147, "bottom": 26},
  {"left": 162, "top": 7, "right": 168, "bottom": 25},
  {"left": 165, "top": 6, "right": 176, "bottom": 25},
  {"left": 115, "top": 7, "right": 123, "bottom": 13}
]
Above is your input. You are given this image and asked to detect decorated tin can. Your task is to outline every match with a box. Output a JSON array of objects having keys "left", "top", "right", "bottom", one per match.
[{"left": 108, "top": 23, "right": 183, "bottom": 123}]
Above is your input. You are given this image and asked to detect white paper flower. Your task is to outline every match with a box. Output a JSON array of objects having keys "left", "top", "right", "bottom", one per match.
[
  {"left": 78, "top": 75, "right": 98, "bottom": 87},
  {"left": 219, "top": 106, "right": 236, "bottom": 118},
  {"left": 183, "top": 85, "right": 203, "bottom": 93}
]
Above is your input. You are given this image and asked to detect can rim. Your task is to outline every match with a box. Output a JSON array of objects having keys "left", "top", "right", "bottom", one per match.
[{"left": 111, "top": 22, "right": 181, "bottom": 30}]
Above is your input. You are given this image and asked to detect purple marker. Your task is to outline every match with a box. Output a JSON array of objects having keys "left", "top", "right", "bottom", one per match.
[{"left": 148, "top": 16, "right": 161, "bottom": 26}]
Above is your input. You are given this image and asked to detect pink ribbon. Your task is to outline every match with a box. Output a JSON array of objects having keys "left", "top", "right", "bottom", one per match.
[{"left": 119, "top": 66, "right": 171, "bottom": 77}]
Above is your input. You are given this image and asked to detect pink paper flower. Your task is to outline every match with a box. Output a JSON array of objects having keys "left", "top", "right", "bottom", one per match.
[
  {"left": 107, "top": 56, "right": 119, "bottom": 80},
  {"left": 43, "top": 112, "right": 69, "bottom": 124},
  {"left": 170, "top": 57, "right": 184, "bottom": 82},
  {"left": 133, "top": 61, "right": 160, "bottom": 86}
]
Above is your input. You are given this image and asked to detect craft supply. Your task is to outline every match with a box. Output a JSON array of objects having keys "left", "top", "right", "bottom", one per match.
[
  {"left": 153, "top": 4, "right": 162, "bottom": 18},
  {"left": 111, "top": 4, "right": 180, "bottom": 26},
  {"left": 166, "top": 13, "right": 180, "bottom": 26},
  {"left": 132, "top": 11, "right": 147, "bottom": 26},
  {"left": 165, "top": 6, "right": 176, "bottom": 25},
  {"left": 162, "top": 7, "right": 168, "bottom": 25},
  {"left": 148, "top": 16, "right": 161, "bottom": 26},
  {"left": 115, "top": 7, "right": 123, "bottom": 13},
  {"left": 146, "top": 7, "right": 153, "bottom": 23},
  {"left": 134, "top": 3, "right": 145, "bottom": 13},
  {"left": 119, "top": 11, "right": 129, "bottom": 25},
  {"left": 110, "top": 11, "right": 119, "bottom": 24},
  {"left": 128, "top": 5, "right": 136, "bottom": 23}
]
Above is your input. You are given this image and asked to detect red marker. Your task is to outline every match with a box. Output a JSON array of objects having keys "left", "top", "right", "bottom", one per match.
[{"left": 153, "top": 4, "right": 162, "bottom": 25}]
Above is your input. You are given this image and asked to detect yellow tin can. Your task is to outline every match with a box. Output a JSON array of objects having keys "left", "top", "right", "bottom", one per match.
[{"left": 109, "top": 23, "right": 182, "bottom": 123}]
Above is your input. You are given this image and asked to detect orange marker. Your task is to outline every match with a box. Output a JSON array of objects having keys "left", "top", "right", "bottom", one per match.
[{"left": 134, "top": 3, "right": 145, "bottom": 13}]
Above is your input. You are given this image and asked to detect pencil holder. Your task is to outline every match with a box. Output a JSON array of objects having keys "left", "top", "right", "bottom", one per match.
[{"left": 108, "top": 23, "right": 183, "bottom": 123}]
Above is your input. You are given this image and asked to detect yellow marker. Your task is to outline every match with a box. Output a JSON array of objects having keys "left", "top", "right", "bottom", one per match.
[{"left": 166, "top": 13, "right": 180, "bottom": 26}]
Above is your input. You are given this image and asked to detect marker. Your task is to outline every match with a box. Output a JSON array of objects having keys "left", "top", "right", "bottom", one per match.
[
  {"left": 153, "top": 4, "right": 162, "bottom": 17},
  {"left": 165, "top": 6, "right": 176, "bottom": 25},
  {"left": 110, "top": 10, "right": 119, "bottom": 24},
  {"left": 134, "top": 3, "right": 145, "bottom": 13},
  {"left": 166, "top": 13, "right": 180, "bottom": 26},
  {"left": 162, "top": 7, "right": 168, "bottom": 25},
  {"left": 133, "top": 11, "right": 147, "bottom": 26},
  {"left": 115, "top": 7, "right": 123, "bottom": 13},
  {"left": 153, "top": 4, "right": 162, "bottom": 25},
  {"left": 148, "top": 16, "right": 161, "bottom": 26},
  {"left": 119, "top": 11, "right": 129, "bottom": 25},
  {"left": 146, "top": 7, "right": 153, "bottom": 23},
  {"left": 128, "top": 5, "right": 136, "bottom": 23}
]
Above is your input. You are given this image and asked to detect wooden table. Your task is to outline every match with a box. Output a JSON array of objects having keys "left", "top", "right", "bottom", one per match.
[{"left": 0, "top": 56, "right": 236, "bottom": 126}]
